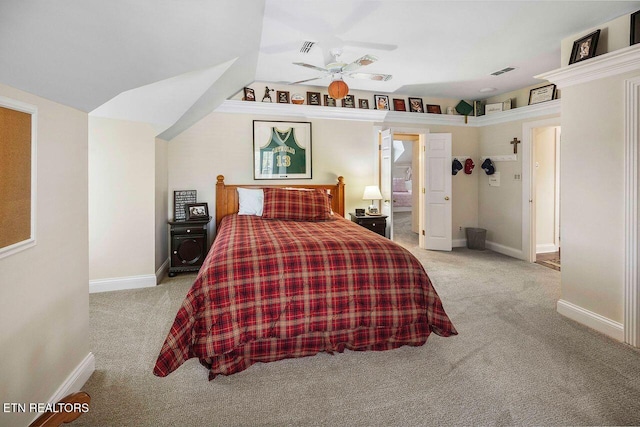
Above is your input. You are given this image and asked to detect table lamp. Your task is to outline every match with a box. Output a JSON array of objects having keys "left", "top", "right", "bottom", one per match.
[{"left": 362, "top": 185, "right": 383, "bottom": 215}]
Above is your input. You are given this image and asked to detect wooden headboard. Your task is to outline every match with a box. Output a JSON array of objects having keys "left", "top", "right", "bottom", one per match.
[{"left": 215, "top": 175, "right": 345, "bottom": 229}]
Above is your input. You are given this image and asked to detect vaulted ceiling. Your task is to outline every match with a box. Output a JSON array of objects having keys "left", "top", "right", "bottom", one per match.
[{"left": 1, "top": 1, "right": 639, "bottom": 140}]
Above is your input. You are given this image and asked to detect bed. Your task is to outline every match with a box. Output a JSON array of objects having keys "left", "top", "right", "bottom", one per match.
[
  {"left": 153, "top": 175, "right": 456, "bottom": 380},
  {"left": 393, "top": 177, "right": 413, "bottom": 212}
]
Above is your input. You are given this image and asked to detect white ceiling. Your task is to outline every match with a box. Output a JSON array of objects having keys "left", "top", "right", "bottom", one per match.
[
  {"left": 256, "top": 0, "right": 640, "bottom": 99},
  {"left": 1, "top": 1, "right": 639, "bottom": 140}
]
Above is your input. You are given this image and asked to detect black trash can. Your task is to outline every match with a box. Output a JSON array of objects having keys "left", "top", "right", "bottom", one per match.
[{"left": 466, "top": 227, "right": 487, "bottom": 250}]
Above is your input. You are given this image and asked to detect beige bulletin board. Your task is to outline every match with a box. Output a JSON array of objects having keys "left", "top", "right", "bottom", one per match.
[{"left": 0, "top": 103, "right": 34, "bottom": 254}]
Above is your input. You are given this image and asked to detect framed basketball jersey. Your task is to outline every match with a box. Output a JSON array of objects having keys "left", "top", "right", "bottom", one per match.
[{"left": 253, "top": 120, "right": 312, "bottom": 179}]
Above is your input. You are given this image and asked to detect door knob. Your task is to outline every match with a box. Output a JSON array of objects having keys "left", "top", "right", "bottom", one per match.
[{"left": 444, "top": 196, "right": 450, "bottom": 200}]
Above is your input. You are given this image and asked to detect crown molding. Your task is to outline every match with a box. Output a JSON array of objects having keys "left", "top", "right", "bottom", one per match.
[
  {"left": 215, "top": 100, "right": 385, "bottom": 121},
  {"left": 536, "top": 44, "right": 640, "bottom": 88},
  {"left": 473, "top": 100, "right": 561, "bottom": 126},
  {"left": 215, "top": 98, "right": 560, "bottom": 126}
]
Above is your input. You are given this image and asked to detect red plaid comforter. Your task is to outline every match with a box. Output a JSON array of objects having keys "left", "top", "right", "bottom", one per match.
[{"left": 153, "top": 214, "right": 457, "bottom": 379}]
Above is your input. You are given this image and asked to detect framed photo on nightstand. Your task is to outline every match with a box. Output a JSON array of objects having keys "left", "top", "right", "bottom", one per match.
[{"left": 185, "top": 203, "right": 209, "bottom": 220}]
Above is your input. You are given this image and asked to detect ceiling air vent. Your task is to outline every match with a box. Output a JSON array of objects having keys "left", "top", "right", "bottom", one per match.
[
  {"left": 491, "top": 67, "right": 516, "bottom": 76},
  {"left": 300, "top": 41, "right": 315, "bottom": 54}
]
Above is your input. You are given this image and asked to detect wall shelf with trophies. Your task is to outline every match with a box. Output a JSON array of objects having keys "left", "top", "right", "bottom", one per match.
[{"left": 215, "top": 99, "right": 560, "bottom": 127}]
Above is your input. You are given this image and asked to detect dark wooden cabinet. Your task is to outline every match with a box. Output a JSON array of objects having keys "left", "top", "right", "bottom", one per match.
[
  {"left": 349, "top": 213, "right": 388, "bottom": 237},
  {"left": 168, "top": 217, "right": 211, "bottom": 277}
]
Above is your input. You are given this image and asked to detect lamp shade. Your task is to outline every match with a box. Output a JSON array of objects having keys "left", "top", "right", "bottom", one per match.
[
  {"left": 328, "top": 79, "right": 349, "bottom": 100},
  {"left": 362, "top": 185, "right": 383, "bottom": 201}
]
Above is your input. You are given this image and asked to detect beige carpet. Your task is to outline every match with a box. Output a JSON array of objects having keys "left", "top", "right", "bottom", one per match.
[{"left": 76, "top": 222, "right": 640, "bottom": 426}]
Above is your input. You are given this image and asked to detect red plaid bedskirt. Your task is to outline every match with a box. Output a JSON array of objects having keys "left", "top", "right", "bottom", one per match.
[{"left": 153, "top": 214, "right": 457, "bottom": 379}]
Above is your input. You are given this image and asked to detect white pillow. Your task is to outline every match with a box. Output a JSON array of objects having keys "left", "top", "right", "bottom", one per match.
[{"left": 237, "top": 188, "right": 264, "bottom": 216}]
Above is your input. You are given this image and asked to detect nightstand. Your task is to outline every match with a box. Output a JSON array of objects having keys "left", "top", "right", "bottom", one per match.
[
  {"left": 168, "top": 217, "right": 211, "bottom": 277},
  {"left": 349, "top": 213, "right": 388, "bottom": 237}
]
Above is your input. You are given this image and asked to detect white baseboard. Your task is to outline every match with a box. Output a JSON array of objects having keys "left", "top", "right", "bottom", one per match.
[
  {"left": 557, "top": 299, "right": 624, "bottom": 341},
  {"left": 485, "top": 240, "right": 525, "bottom": 260},
  {"left": 89, "top": 274, "right": 156, "bottom": 293},
  {"left": 29, "top": 352, "right": 95, "bottom": 424},
  {"left": 453, "top": 238, "right": 467, "bottom": 248},
  {"left": 536, "top": 243, "right": 558, "bottom": 254},
  {"left": 156, "top": 258, "right": 169, "bottom": 283}
]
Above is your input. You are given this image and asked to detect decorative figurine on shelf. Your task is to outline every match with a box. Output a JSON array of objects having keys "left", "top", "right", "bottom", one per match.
[{"left": 262, "top": 86, "right": 274, "bottom": 102}]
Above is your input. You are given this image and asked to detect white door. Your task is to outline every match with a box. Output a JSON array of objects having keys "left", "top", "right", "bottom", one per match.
[
  {"left": 380, "top": 129, "right": 393, "bottom": 239},
  {"left": 423, "top": 133, "right": 452, "bottom": 251}
]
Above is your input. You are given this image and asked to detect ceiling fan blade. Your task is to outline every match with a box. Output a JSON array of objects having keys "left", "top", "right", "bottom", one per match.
[
  {"left": 341, "top": 54, "right": 378, "bottom": 73},
  {"left": 341, "top": 40, "right": 398, "bottom": 51},
  {"left": 348, "top": 72, "right": 393, "bottom": 81},
  {"left": 289, "top": 77, "right": 325, "bottom": 85},
  {"left": 292, "top": 62, "right": 329, "bottom": 73}
]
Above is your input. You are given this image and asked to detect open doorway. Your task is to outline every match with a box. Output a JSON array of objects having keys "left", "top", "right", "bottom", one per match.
[
  {"left": 391, "top": 133, "right": 420, "bottom": 247},
  {"left": 523, "top": 118, "right": 561, "bottom": 265},
  {"left": 528, "top": 125, "right": 561, "bottom": 270}
]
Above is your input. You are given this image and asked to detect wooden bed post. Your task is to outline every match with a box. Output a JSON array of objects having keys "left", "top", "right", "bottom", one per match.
[
  {"left": 216, "top": 175, "right": 227, "bottom": 229},
  {"left": 335, "top": 176, "right": 345, "bottom": 217}
]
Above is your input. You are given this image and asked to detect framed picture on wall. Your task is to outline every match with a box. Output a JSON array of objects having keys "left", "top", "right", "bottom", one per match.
[
  {"left": 277, "top": 91, "right": 290, "bottom": 104},
  {"left": 341, "top": 95, "right": 355, "bottom": 108},
  {"left": 528, "top": 84, "right": 556, "bottom": 105},
  {"left": 408, "top": 97, "right": 424, "bottom": 113},
  {"left": 631, "top": 10, "right": 640, "bottom": 45},
  {"left": 426, "top": 104, "right": 442, "bottom": 114},
  {"left": 253, "top": 120, "right": 312, "bottom": 180},
  {"left": 393, "top": 99, "right": 406, "bottom": 111},
  {"left": 307, "top": 92, "right": 321, "bottom": 106},
  {"left": 243, "top": 87, "right": 255, "bottom": 101},
  {"left": 358, "top": 99, "right": 369, "bottom": 109},
  {"left": 374, "top": 94, "right": 389, "bottom": 110},
  {"left": 569, "top": 29, "right": 600, "bottom": 64},
  {"left": 324, "top": 94, "right": 336, "bottom": 107}
]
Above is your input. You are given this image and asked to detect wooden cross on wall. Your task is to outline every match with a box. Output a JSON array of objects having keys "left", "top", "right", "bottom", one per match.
[{"left": 510, "top": 137, "right": 521, "bottom": 154}]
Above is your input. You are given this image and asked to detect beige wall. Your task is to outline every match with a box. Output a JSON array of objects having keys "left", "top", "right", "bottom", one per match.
[
  {"left": 556, "top": 12, "right": 639, "bottom": 324},
  {"left": 560, "top": 72, "right": 636, "bottom": 323},
  {"left": 477, "top": 114, "right": 559, "bottom": 251},
  {"left": 534, "top": 126, "right": 558, "bottom": 251},
  {"left": 0, "top": 84, "right": 89, "bottom": 427},
  {"left": 155, "top": 138, "right": 169, "bottom": 274},
  {"left": 169, "top": 112, "right": 377, "bottom": 239},
  {"left": 89, "top": 117, "right": 157, "bottom": 281},
  {"left": 169, "top": 113, "right": 482, "bottom": 242}
]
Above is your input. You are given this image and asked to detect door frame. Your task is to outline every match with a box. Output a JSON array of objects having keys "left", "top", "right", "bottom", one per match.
[
  {"left": 522, "top": 117, "right": 561, "bottom": 263},
  {"left": 624, "top": 76, "right": 640, "bottom": 347},
  {"left": 373, "top": 125, "right": 428, "bottom": 243}
]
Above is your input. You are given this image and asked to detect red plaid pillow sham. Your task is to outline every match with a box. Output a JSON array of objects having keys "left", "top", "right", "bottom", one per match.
[{"left": 262, "top": 188, "right": 332, "bottom": 221}]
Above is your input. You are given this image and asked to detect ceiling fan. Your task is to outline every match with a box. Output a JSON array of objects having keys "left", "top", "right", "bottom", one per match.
[{"left": 290, "top": 48, "right": 392, "bottom": 98}]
